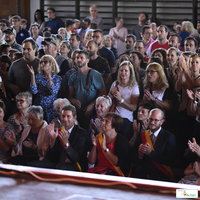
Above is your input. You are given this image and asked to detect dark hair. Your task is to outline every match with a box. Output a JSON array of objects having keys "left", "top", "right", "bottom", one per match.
[
  {"left": 170, "top": 34, "right": 182, "bottom": 44},
  {"left": 47, "top": 7, "right": 56, "bottom": 13},
  {"left": 93, "top": 29, "right": 104, "bottom": 37},
  {"left": 129, "top": 50, "right": 144, "bottom": 65},
  {"left": 158, "top": 25, "right": 168, "bottom": 33},
  {"left": 0, "top": 54, "right": 11, "bottom": 66},
  {"left": 62, "top": 105, "right": 76, "bottom": 118},
  {"left": 65, "top": 18, "right": 75, "bottom": 28},
  {"left": 104, "top": 113, "right": 123, "bottom": 132},
  {"left": 149, "top": 56, "right": 163, "bottom": 66},
  {"left": 21, "top": 19, "right": 27, "bottom": 24},
  {"left": 34, "top": 9, "right": 44, "bottom": 22},
  {"left": 0, "top": 100, "right": 6, "bottom": 114},
  {"left": 77, "top": 50, "right": 89, "bottom": 59},
  {"left": 139, "top": 12, "right": 148, "bottom": 21},
  {"left": 184, "top": 36, "right": 198, "bottom": 47},
  {"left": 0, "top": 19, "right": 10, "bottom": 27},
  {"left": 0, "top": 44, "right": 10, "bottom": 55},
  {"left": 139, "top": 102, "right": 155, "bottom": 111},
  {"left": 141, "top": 25, "right": 152, "bottom": 34},
  {"left": 84, "top": 17, "right": 91, "bottom": 26},
  {"left": 43, "top": 31, "right": 51, "bottom": 37},
  {"left": 125, "top": 34, "right": 136, "bottom": 43},
  {"left": 151, "top": 48, "right": 169, "bottom": 69},
  {"left": 70, "top": 33, "right": 81, "bottom": 42},
  {"left": 13, "top": 52, "right": 23, "bottom": 59},
  {"left": 22, "top": 38, "right": 37, "bottom": 50},
  {"left": 136, "top": 40, "right": 145, "bottom": 48},
  {"left": 87, "top": 39, "right": 98, "bottom": 48},
  {"left": 115, "top": 17, "right": 123, "bottom": 23},
  {"left": 37, "top": 49, "right": 45, "bottom": 58}
]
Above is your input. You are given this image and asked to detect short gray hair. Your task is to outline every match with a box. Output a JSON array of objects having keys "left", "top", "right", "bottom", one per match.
[
  {"left": 53, "top": 98, "right": 71, "bottom": 110},
  {"left": 26, "top": 105, "right": 43, "bottom": 119},
  {"left": 16, "top": 91, "right": 32, "bottom": 105},
  {"left": 96, "top": 95, "right": 112, "bottom": 109}
]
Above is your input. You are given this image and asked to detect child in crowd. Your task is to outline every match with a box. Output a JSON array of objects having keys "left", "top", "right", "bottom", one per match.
[{"left": 104, "top": 35, "right": 118, "bottom": 59}]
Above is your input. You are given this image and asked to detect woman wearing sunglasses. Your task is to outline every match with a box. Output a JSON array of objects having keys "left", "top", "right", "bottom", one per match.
[{"left": 28, "top": 55, "right": 62, "bottom": 123}]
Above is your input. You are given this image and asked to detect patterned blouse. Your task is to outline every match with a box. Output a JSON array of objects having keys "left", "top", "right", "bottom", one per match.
[
  {"left": 30, "top": 74, "right": 62, "bottom": 123},
  {"left": 0, "top": 123, "right": 14, "bottom": 159}
]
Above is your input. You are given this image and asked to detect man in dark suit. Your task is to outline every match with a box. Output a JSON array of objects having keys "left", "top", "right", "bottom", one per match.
[
  {"left": 47, "top": 104, "right": 88, "bottom": 171},
  {"left": 131, "top": 108, "right": 176, "bottom": 181}
]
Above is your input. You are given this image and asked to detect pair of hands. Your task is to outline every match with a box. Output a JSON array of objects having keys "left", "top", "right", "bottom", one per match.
[
  {"left": 71, "top": 98, "right": 94, "bottom": 118},
  {"left": 91, "top": 133, "right": 106, "bottom": 151},
  {"left": 144, "top": 89, "right": 156, "bottom": 102},
  {"left": 48, "top": 124, "right": 69, "bottom": 146},
  {"left": 187, "top": 89, "right": 200, "bottom": 102},
  {"left": 139, "top": 142, "right": 152, "bottom": 158},
  {"left": 113, "top": 32, "right": 120, "bottom": 39},
  {"left": 111, "top": 86, "right": 122, "bottom": 102},
  {"left": 5, "top": 131, "right": 36, "bottom": 149},
  {"left": 188, "top": 138, "right": 200, "bottom": 157},
  {"left": 90, "top": 118, "right": 102, "bottom": 133},
  {"left": 133, "top": 120, "right": 148, "bottom": 135}
]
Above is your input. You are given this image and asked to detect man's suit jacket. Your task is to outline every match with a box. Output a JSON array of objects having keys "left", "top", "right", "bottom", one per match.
[
  {"left": 46, "top": 125, "right": 88, "bottom": 171},
  {"left": 131, "top": 128, "right": 176, "bottom": 181}
]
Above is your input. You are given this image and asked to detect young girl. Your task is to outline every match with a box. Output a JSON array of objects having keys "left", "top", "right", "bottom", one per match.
[{"left": 104, "top": 35, "right": 118, "bottom": 60}]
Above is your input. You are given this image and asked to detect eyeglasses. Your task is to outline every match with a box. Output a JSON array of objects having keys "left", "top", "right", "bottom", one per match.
[
  {"left": 16, "top": 99, "right": 25, "bottom": 103},
  {"left": 144, "top": 32, "right": 153, "bottom": 35},
  {"left": 0, "top": 24, "right": 7, "bottom": 27},
  {"left": 149, "top": 118, "right": 162, "bottom": 122},
  {"left": 92, "top": 35, "right": 100, "bottom": 39},
  {"left": 146, "top": 70, "right": 158, "bottom": 74},
  {"left": 40, "top": 60, "right": 50, "bottom": 65}
]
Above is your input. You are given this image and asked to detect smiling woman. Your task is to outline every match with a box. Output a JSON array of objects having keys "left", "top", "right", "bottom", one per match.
[
  {"left": 28, "top": 54, "right": 62, "bottom": 123},
  {"left": 109, "top": 61, "right": 140, "bottom": 138},
  {"left": 88, "top": 113, "right": 129, "bottom": 176}
]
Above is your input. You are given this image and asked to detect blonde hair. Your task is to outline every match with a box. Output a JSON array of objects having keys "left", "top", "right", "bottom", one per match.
[
  {"left": 143, "top": 62, "right": 169, "bottom": 92},
  {"left": 182, "top": 21, "right": 194, "bottom": 34},
  {"left": 104, "top": 34, "right": 116, "bottom": 47},
  {"left": 189, "top": 53, "right": 200, "bottom": 71},
  {"left": 84, "top": 30, "right": 93, "bottom": 41},
  {"left": 117, "top": 61, "right": 138, "bottom": 88},
  {"left": 58, "top": 27, "right": 67, "bottom": 38},
  {"left": 38, "top": 55, "right": 60, "bottom": 75}
]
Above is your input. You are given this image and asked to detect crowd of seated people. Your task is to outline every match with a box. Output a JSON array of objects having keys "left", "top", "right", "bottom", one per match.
[{"left": 0, "top": 6, "right": 200, "bottom": 186}]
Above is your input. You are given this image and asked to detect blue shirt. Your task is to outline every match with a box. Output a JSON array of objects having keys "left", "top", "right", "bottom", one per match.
[
  {"left": 68, "top": 69, "right": 105, "bottom": 111},
  {"left": 16, "top": 27, "right": 30, "bottom": 45},
  {"left": 30, "top": 74, "right": 62, "bottom": 123},
  {"left": 46, "top": 17, "right": 64, "bottom": 34}
]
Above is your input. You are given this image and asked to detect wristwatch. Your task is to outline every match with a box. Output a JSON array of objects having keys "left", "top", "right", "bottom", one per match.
[
  {"left": 120, "top": 98, "right": 124, "bottom": 104},
  {"left": 65, "top": 142, "right": 70, "bottom": 148},
  {"left": 104, "top": 148, "right": 110, "bottom": 153}
]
